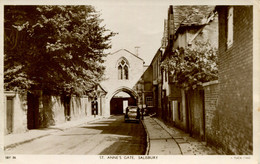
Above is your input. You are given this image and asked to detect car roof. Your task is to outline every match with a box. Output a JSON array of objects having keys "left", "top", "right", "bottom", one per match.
[{"left": 128, "top": 106, "right": 138, "bottom": 108}]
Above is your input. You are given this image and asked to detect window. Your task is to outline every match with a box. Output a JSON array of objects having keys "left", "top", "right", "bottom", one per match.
[
  {"left": 227, "top": 7, "right": 234, "bottom": 48},
  {"left": 124, "top": 65, "right": 128, "bottom": 79},
  {"left": 158, "top": 56, "right": 161, "bottom": 77},
  {"left": 146, "top": 97, "right": 153, "bottom": 107},
  {"left": 161, "top": 70, "right": 164, "bottom": 84},
  {"left": 177, "top": 101, "right": 182, "bottom": 121},
  {"left": 118, "top": 65, "right": 122, "bottom": 79},
  {"left": 118, "top": 58, "right": 129, "bottom": 80},
  {"left": 165, "top": 70, "right": 168, "bottom": 82},
  {"left": 153, "top": 62, "right": 156, "bottom": 80},
  {"left": 172, "top": 101, "right": 177, "bottom": 121}
]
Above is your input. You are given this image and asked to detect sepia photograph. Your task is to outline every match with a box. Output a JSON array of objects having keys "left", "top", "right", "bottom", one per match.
[{"left": 1, "top": 0, "right": 259, "bottom": 164}]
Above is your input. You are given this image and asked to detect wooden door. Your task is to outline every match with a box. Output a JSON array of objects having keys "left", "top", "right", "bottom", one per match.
[{"left": 6, "top": 97, "right": 14, "bottom": 134}]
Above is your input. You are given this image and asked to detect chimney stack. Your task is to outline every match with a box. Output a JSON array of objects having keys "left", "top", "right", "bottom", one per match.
[{"left": 135, "top": 46, "right": 140, "bottom": 56}]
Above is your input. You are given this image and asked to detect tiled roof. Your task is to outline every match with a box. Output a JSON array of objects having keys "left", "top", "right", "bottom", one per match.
[{"left": 173, "top": 5, "right": 215, "bottom": 30}]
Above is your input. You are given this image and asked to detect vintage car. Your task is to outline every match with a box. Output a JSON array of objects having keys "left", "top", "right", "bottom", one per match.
[{"left": 124, "top": 106, "right": 140, "bottom": 123}]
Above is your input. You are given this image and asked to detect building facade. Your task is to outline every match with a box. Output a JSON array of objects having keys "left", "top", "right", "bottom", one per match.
[
  {"left": 152, "top": 5, "right": 253, "bottom": 154},
  {"left": 213, "top": 6, "right": 253, "bottom": 155},
  {"left": 101, "top": 49, "right": 145, "bottom": 116},
  {"left": 160, "top": 6, "right": 218, "bottom": 135},
  {"left": 151, "top": 49, "right": 163, "bottom": 117}
]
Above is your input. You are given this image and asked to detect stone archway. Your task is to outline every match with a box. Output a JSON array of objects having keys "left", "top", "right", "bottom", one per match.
[
  {"left": 100, "top": 49, "right": 145, "bottom": 116},
  {"left": 105, "top": 86, "right": 139, "bottom": 116}
]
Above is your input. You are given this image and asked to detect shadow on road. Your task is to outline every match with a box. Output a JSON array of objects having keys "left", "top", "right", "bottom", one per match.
[{"left": 79, "top": 115, "right": 147, "bottom": 155}]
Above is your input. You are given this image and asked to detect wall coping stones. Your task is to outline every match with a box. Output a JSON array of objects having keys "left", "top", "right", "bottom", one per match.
[{"left": 202, "top": 80, "right": 219, "bottom": 87}]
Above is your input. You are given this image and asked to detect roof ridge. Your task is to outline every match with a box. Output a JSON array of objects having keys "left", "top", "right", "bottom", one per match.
[{"left": 109, "top": 49, "right": 144, "bottom": 62}]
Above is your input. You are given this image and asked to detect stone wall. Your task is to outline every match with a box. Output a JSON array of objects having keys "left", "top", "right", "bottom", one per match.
[
  {"left": 50, "top": 96, "right": 66, "bottom": 125},
  {"left": 4, "top": 91, "right": 93, "bottom": 135},
  {"left": 48, "top": 95, "right": 91, "bottom": 125},
  {"left": 4, "top": 91, "right": 27, "bottom": 134},
  {"left": 70, "top": 96, "right": 89, "bottom": 120},
  {"left": 101, "top": 49, "right": 145, "bottom": 115},
  {"left": 40, "top": 95, "right": 91, "bottom": 126}
]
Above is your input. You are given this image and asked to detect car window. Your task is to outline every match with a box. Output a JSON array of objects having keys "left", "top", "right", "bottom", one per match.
[
  {"left": 128, "top": 107, "right": 137, "bottom": 112},
  {"left": 129, "top": 109, "right": 137, "bottom": 112}
]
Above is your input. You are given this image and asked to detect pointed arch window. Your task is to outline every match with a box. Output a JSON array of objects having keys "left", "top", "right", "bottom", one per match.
[
  {"left": 124, "top": 65, "right": 128, "bottom": 79},
  {"left": 118, "top": 58, "right": 129, "bottom": 80},
  {"left": 118, "top": 65, "right": 123, "bottom": 79}
]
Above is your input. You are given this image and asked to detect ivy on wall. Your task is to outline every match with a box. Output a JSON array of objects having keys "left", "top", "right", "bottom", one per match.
[{"left": 161, "top": 41, "right": 218, "bottom": 90}]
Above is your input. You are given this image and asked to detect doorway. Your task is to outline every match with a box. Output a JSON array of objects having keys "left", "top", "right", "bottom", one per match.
[
  {"left": 6, "top": 96, "right": 14, "bottom": 134},
  {"left": 110, "top": 91, "right": 136, "bottom": 115}
]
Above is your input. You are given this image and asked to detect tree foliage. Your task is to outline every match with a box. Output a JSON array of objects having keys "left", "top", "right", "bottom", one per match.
[
  {"left": 161, "top": 41, "right": 218, "bottom": 90},
  {"left": 4, "top": 5, "right": 115, "bottom": 96}
]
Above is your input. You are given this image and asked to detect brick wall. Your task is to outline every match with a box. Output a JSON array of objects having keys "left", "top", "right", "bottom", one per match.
[
  {"left": 203, "top": 81, "right": 221, "bottom": 148},
  {"left": 217, "top": 6, "right": 253, "bottom": 155}
]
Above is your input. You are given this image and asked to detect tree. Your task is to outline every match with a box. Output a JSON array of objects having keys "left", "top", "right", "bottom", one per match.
[
  {"left": 4, "top": 5, "right": 115, "bottom": 96},
  {"left": 161, "top": 41, "right": 218, "bottom": 90}
]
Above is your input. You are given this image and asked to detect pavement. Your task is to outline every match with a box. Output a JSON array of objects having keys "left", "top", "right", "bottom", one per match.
[
  {"left": 142, "top": 116, "right": 219, "bottom": 155},
  {"left": 4, "top": 115, "right": 106, "bottom": 150},
  {"left": 4, "top": 115, "right": 218, "bottom": 155}
]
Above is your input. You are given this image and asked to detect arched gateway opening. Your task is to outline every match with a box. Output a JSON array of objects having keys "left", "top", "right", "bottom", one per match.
[{"left": 109, "top": 87, "right": 138, "bottom": 115}]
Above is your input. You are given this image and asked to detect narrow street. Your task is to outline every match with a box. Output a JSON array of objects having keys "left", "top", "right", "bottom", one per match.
[
  {"left": 5, "top": 115, "right": 147, "bottom": 155},
  {"left": 3, "top": 5, "right": 255, "bottom": 159}
]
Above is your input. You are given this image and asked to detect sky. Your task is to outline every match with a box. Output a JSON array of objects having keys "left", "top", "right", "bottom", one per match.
[
  {"left": 90, "top": 0, "right": 252, "bottom": 65},
  {"left": 0, "top": 0, "right": 252, "bottom": 66},
  {"left": 94, "top": 2, "right": 169, "bottom": 65}
]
